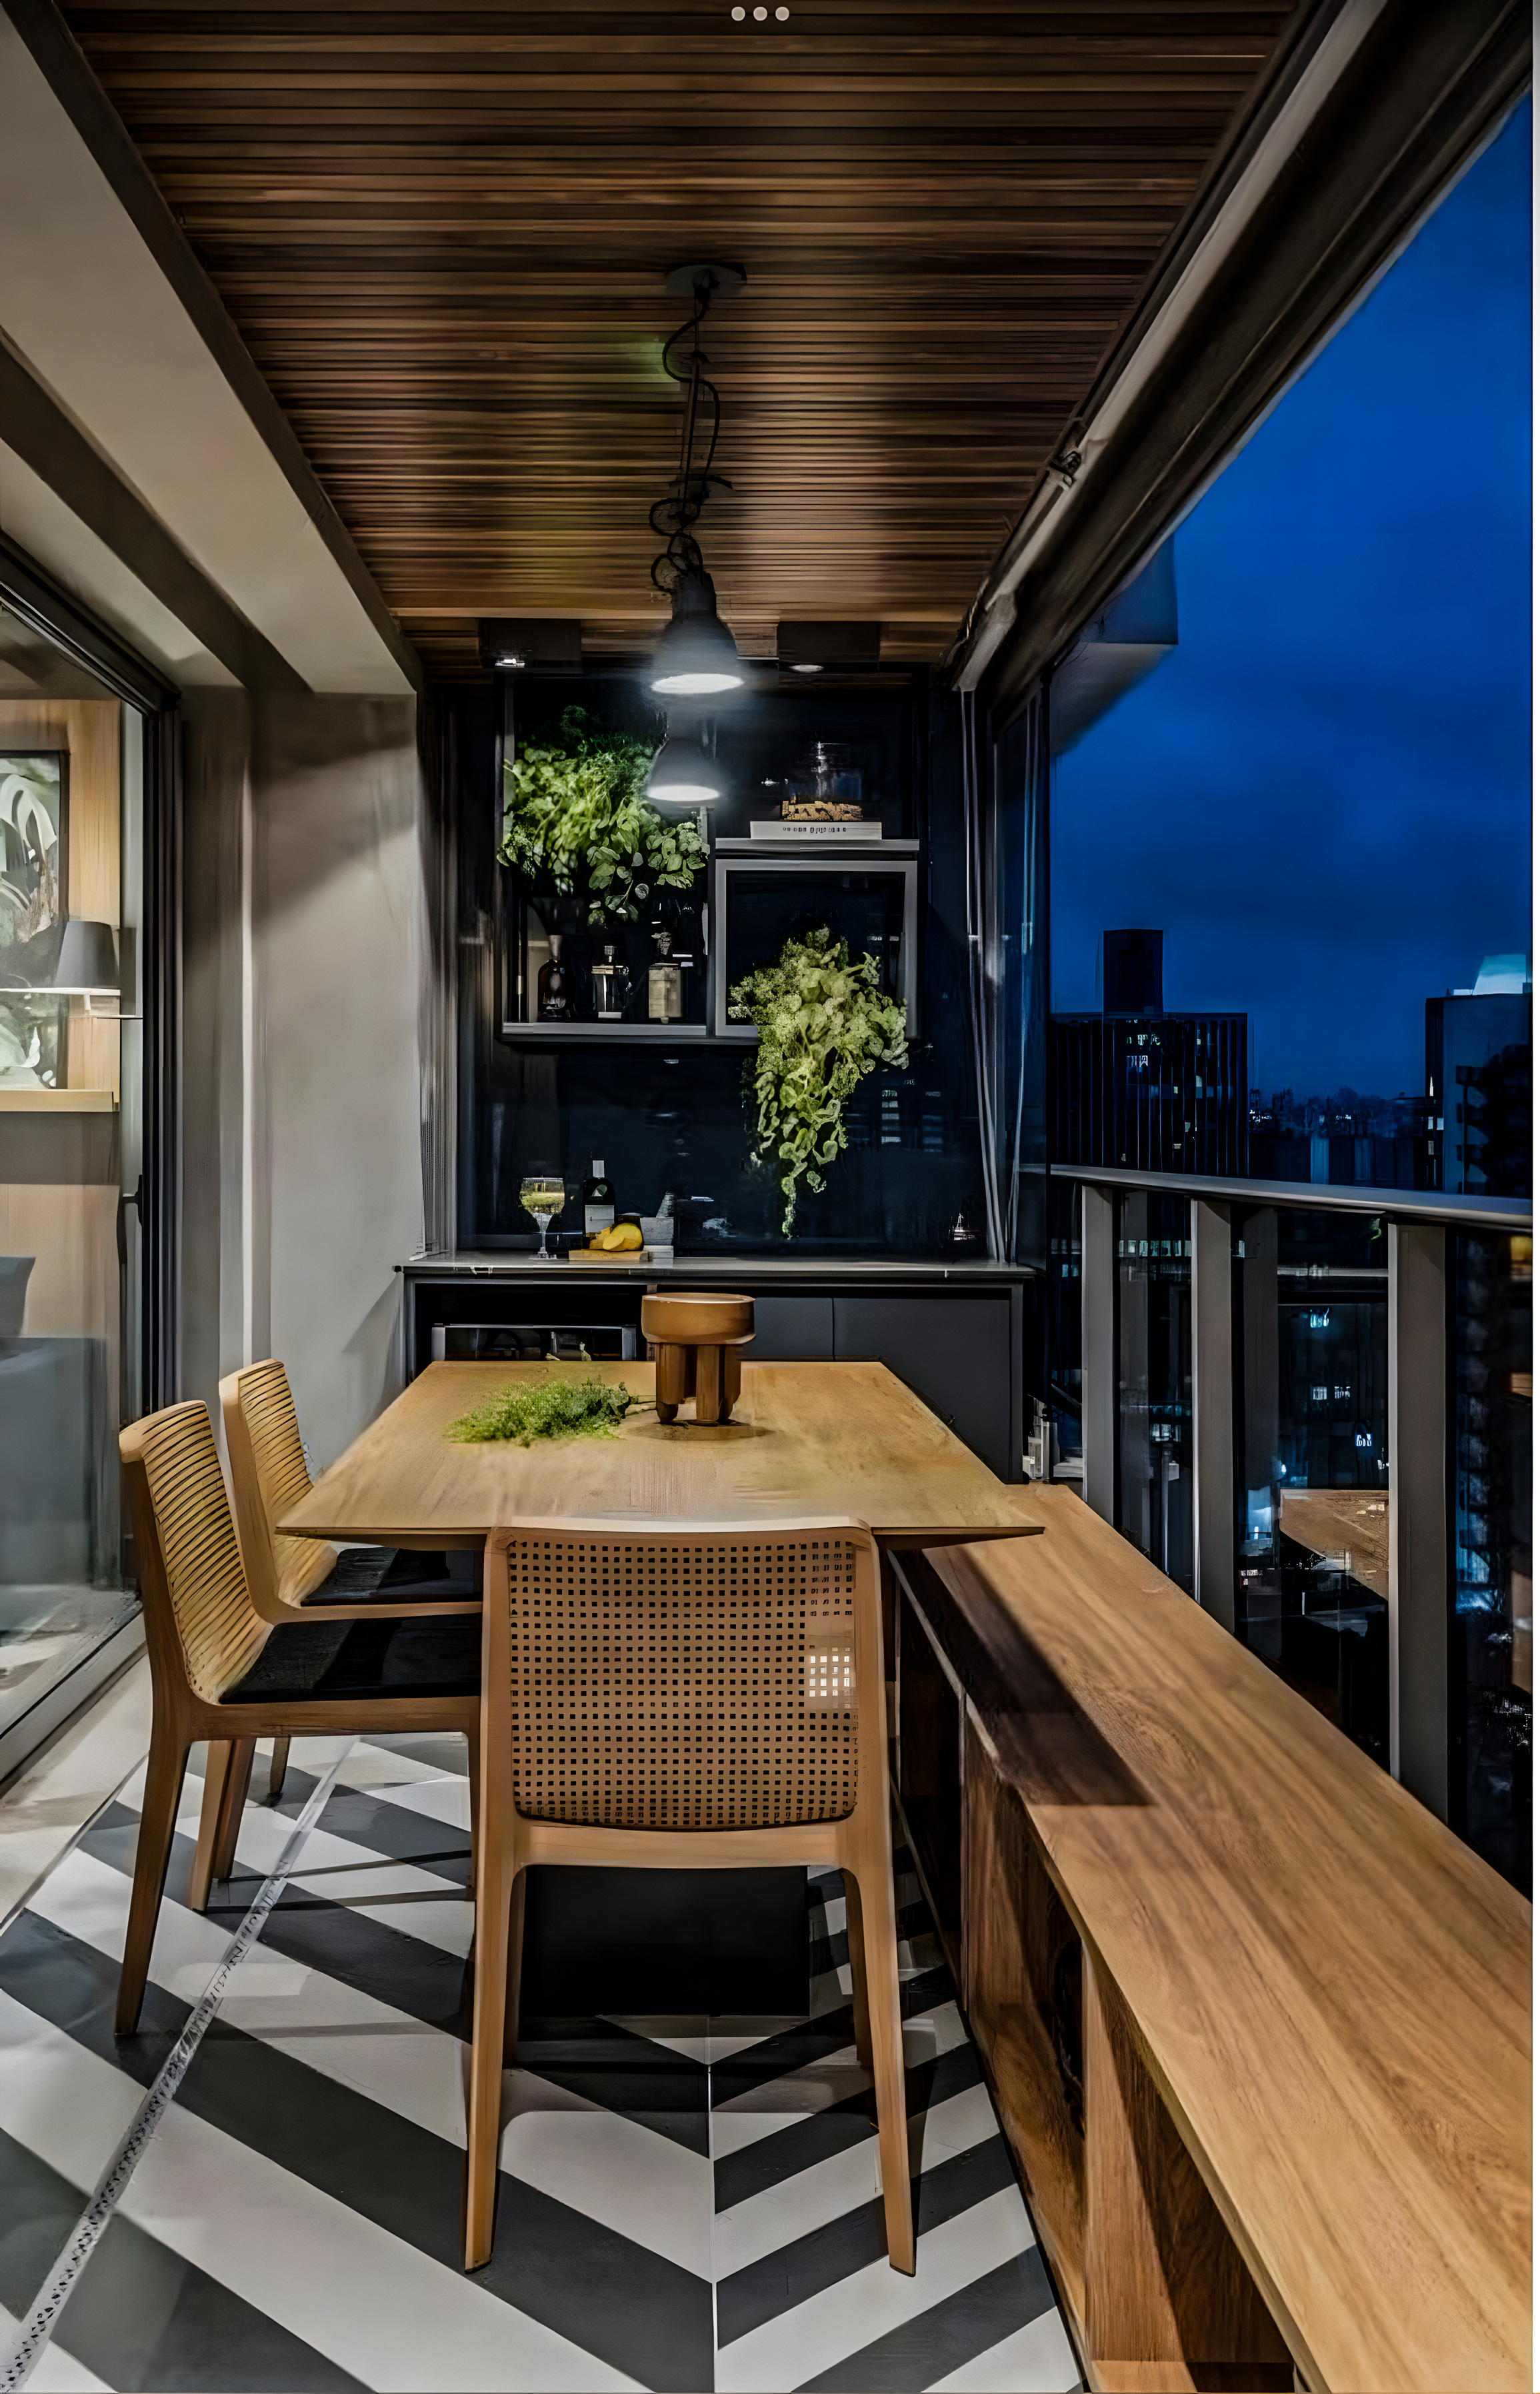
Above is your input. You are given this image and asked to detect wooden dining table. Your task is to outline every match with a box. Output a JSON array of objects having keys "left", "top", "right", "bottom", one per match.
[{"left": 278, "top": 1357, "right": 1047, "bottom": 1552}]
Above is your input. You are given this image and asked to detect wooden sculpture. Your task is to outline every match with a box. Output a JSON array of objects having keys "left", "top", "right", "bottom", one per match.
[{"left": 640, "top": 1291, "right": 755, "bottom": 1424}]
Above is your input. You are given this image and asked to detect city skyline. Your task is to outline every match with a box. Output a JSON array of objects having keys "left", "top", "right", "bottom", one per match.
[{"left": 1051, "top": 99, "right": 1531, "bottom": 1097}]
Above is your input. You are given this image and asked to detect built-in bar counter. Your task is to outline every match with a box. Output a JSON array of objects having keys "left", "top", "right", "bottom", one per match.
[{"left": 399, "top": 1252, "right": 1031, "bottom": 1481}]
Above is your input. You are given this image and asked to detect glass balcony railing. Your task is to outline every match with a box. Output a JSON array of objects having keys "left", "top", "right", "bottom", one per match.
[{"left": 1046, "top": 1165, "right": 1532, "bottom": 1894}]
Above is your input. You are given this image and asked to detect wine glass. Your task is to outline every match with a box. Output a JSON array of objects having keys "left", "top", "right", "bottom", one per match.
[{"left": 519, "top": 1162, "right": 566, "bottom": 1262}]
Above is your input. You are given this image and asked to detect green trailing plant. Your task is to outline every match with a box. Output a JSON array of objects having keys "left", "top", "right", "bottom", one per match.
[
  {"left": 447, "top": 1372, "right": 636, "bottom": 1446},
  {"left": 499, "top": 706, "right": 707, "bottom": 924},
  {"left": 729, "top": 926, "right": 908, "bottom": 1235}
]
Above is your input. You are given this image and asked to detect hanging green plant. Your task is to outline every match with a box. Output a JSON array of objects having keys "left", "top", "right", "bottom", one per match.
[
  {"left": 729, "top": 926, "right": 908, "bottom": 1236},
  {"left": 498, "top": 706, "right": 708, "bottom": 924}
]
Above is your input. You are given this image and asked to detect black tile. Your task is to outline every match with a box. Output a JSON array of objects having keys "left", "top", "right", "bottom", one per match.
[
  {"left": 716, "top": 2135, "right": 1020, "bottom": 2347},
  {"left": 5, "top": 1911, "right": 712, "bottom": 2394},
  {"left": 713, "top": 2039, "right": 983, "bottom": 2213},
  {"left": 795, "top": 2249, "right": 1059, "bottom": 2392}
]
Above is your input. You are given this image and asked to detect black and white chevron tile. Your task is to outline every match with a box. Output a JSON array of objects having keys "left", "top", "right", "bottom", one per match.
[{"left": 0, "top": 1732, "right": 1081, "bottom": 2392}]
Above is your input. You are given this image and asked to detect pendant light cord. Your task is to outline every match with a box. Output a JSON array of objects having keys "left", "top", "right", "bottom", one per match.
[{"left": 651, "top": 281, "right": 725, "bottom": 594}]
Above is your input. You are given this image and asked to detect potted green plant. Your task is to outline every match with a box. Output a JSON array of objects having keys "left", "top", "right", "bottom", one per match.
[
  {"left": 729, "top": 926, "right": 908, "bottom": 1234},
  {"left": 499, "top": 706, "right": 707, "bottom": 925}
]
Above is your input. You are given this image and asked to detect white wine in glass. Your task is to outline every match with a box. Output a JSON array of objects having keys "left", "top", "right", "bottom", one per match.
[{"left": 519, "top": 1166, "right": 567, "bottom": 1262}]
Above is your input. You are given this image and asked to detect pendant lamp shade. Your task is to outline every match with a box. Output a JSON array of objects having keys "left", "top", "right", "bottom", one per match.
[
  {"left": 649, "top": 567, "right": 744, "bottom": 698},
  {"left": 646, "top": 721, "right": 725, "bottom": 806}
]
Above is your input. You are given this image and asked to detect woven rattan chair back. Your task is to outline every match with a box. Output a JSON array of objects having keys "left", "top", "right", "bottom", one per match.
[
  {"left": 505, "top": 1525, "right": 859, "bottom": 1831},
  {"left": 123, "top": 1400, "right": 267, "bottom": 1706},
  {"left": 221, "top": 1358, "right": 337, "bottom": 1618},
  {"left": 465, "top": 1516, "right": 912, "bottom": 2277}
]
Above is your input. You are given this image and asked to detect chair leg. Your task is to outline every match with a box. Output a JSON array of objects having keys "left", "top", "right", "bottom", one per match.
[
  {"left": 503, "top": 1869, "right": 526, "bottom": 2067},
  {"left": 211, "top": 1739, "right": 257, "bottom": 1885},
  {"left": 854, "top": 1851, "right": 915, "bottom": 2273},
  {"left": 841, "top": 1867, "right": 873, "bottom": 2071},
  {"left": 464, "top": 1846, "right": 514, "bottom": 2270},
  {"left": 116, "top": 1728, "right": 189, "bottom": 2036},
  {"left": 467, "top": 1723, "right": 480, "bottom": 1891},
  {"left": 187, "top": 1742, "right": 235, "bottom": 1913},
  {"left": 267, "top": 1734, "right": 291, "bottom": 1801}
]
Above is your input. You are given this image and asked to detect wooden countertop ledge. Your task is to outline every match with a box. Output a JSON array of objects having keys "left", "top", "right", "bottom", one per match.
[{"left": 907, "top": 1486, "right": 1530, "bottom": 2394}]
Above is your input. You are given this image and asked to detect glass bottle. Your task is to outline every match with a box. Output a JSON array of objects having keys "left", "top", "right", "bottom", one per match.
[
  {"left": 537, "top": 931, "right": 575, "bottom": 1021},
  {"left": 582, "top": 1158, "right": 616, "bottom": 1238},
  {"left": 590, "top": 936, "right": 632, "bottom": 1022},
  {"left": 648, "top": 929, "right": 683, "bottom": 1023}
]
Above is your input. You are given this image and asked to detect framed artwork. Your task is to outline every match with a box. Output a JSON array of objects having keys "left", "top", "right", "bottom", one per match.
[{"left": 0, "top": 751, "right": 69, "bottom": 1087}]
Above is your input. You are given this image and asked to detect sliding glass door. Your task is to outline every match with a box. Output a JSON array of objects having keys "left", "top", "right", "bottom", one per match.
[{"left": 0, "top": 603, "right": 162, "bottom": 1764}]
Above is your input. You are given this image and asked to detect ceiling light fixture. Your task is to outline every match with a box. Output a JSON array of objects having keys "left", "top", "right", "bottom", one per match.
[
  {"left": 646, "top": 714, "right": 725, "bottom": 806},
  {"left": 648, "top": 263, "right": 747, "bottom": 699}
]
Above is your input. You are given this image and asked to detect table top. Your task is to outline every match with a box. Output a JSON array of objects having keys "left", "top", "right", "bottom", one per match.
[
  {"left": 279, "top": 1358, "right": 1045, "bottom": 1548},
  {"left": 1277, "top": 1485, "right": 1390, "bottom": 1603},
  {"left": 926, "top": 1492, "right": 1531, "bottom": 2394}
]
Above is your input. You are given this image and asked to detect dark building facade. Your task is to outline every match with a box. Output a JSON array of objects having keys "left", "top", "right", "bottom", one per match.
[
  {"left": 1053, "top": 928, "right": 1247, "bottom": 1175},
  {"left": 1423, "top": 987, "right": 1531, "bottom": 1197},
  {"left": 1053, "top": 1012, "right": 1249, "bottom": 1175}
]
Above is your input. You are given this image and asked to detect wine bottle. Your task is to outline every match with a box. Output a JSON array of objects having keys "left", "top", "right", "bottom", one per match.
[
  {"left": 537, "top": 931, "right": 575, "bottom": 1021},
  {"left": 582, "top": 1159, "right": 616, "bottom": 1237}
]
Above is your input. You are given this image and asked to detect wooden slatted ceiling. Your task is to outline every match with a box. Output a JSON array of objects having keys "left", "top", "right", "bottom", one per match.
[{"left": 62, "top": 4, "right": 1293, "bottom": 678}]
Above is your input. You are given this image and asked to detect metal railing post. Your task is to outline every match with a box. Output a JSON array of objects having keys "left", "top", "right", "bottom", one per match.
[
  {"left": 1388, "top": 1220, "right": 1449, "bottom": 1813},
  {"left": 1082, "top": 1183, "right": 1115, "bottom": 1522},
  {"left": 1191, "top": 1196, "right": 1234, "bottom": 1627}
]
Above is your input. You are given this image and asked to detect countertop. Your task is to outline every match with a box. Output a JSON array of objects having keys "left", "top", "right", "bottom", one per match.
[{"left": 400, "top": 1250, "right": 1032, "bottom": 1282}]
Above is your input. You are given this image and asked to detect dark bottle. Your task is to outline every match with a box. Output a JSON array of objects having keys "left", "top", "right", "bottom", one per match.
[
  {"left": 582, "top": 1158, "right": 616, "bottom": 1238},
  {"left": 537, "top": 931, "right": 575, "bottom": 1021}
]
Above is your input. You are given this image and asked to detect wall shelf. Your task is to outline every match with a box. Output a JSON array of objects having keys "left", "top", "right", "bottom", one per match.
[
  {"left": 0, "top": 1087, "right": 117, "bottom": 1112},
  {"left": 497, "top": 1020, "right": 709, "bottom": 1044}
]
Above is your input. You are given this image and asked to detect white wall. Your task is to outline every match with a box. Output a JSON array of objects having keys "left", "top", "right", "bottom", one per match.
[{"left": 181, "top": 692, "right": 427, "bottom": 1467}]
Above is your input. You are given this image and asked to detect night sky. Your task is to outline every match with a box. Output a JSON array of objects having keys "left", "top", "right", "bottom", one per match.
[{"left": 1051, "top": 99, "right": 1532, "bottom": 1100}]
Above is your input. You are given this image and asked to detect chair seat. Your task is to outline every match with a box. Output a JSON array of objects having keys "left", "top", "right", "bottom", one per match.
[
  {"left": 221, "top": 1612, "right": 481, "bottom": 1704},
  {"left": 302, "top": 1544, "right": 478, "bottom": 1606}
]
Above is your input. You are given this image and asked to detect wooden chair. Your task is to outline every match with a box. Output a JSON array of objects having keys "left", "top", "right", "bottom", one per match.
[
  {"left": 115, "top": 1399, "right": 480, "bottom": 2034},
  {"left": 464, "top": 1516, "right": 913, "bottom": 2275},
  {"left": 220, "top": 1358, "right": 478, "bottom": 1797}
]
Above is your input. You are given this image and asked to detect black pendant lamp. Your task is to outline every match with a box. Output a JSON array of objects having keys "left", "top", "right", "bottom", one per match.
[{"left": 647, "top": 263, "right": 747, "bottom": 700}]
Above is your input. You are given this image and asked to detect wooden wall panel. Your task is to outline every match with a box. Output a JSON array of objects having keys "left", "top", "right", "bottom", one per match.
[{"left": 61, "top": 5, "right": 1293, "bottom": 675}]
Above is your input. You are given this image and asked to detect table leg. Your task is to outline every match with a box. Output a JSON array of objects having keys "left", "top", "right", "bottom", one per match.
[
  {"left": 723, "top": 1347, "right": 742, "bottom": 1417},
  {"left": 695, "top": 1342, "right": 724, "bottom": 1425},
  {"left": 656, "top": 1342, "right": 691, "bottom": 1424}
]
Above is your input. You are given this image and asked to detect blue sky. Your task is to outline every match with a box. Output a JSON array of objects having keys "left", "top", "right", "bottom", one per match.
[{"left": 1051, "top": 99, "right": 1532, "bottom": 1098}]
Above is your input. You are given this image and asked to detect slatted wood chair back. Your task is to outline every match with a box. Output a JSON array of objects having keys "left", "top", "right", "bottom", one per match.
[
  {"left": 222, "top": 1358, "right": 337, "bottom": 1613},
  {"left": 121, "top": 1401, "right": 267, "bottom": 1704}
]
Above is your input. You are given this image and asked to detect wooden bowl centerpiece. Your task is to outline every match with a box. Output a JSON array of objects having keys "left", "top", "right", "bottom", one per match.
[{"left": 640, "top": 1292, "right": 756, "bottom": 1425}]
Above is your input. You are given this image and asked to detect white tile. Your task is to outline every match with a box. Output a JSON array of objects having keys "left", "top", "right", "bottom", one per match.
[
  {"left": 0, "top": 1658, "right": 151, "bottom": 1934},
  {"left": 29, "top": 1847, "right": 473, "bottom": 2149},
  {"left": 713, "top": 2081, "right": 1002, "bottom": 2278},
  {"left": 0, "top": 1989, "right": 643, "bottom": 2394},
  {"left": 711, "top": 1997, "right": 969, "bottom": 2161},
  {"left": 0, "top": 2303, "right": 113, "bottom": 2393},
  {"left": 499, "top": 2089, "right": 712, "bottom": 2280},
  {"left": 115, "top": 1759, "right": 475, "bottom": 1962},
  {"left": 926, "top": 2306, "right": 1082, "bottom": 2391},
  {"left": 715, "top": 2184, "right": 1037, "bottom": 2393}
]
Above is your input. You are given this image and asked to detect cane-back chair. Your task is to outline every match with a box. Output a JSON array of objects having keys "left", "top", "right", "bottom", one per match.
[
  {"left": 220, "top": 1358, "right": 478, "bottom": 1794},
  {"left": 465, "top": 1516, "right": 912, "bottom": 2275},
  {"left": 116, "top": 1400, "right": 480, "bottom": 2035}
]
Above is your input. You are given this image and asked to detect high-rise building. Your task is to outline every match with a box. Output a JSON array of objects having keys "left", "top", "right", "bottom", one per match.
[
  {"left": 1053, "top": 930, "right": 1248, "bottom": 1175},
  {"left": 1422, "top": 957, "right": 1531, "bottom": 1197}
]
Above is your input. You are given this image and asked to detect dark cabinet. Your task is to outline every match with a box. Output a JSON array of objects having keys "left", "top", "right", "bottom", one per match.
[
  {"left": 834, "top": 1294, "right": 1016, "bottom": 1480},
  {"left": 742, "top": 1295, "right": 834, "bottom": 1359}
]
